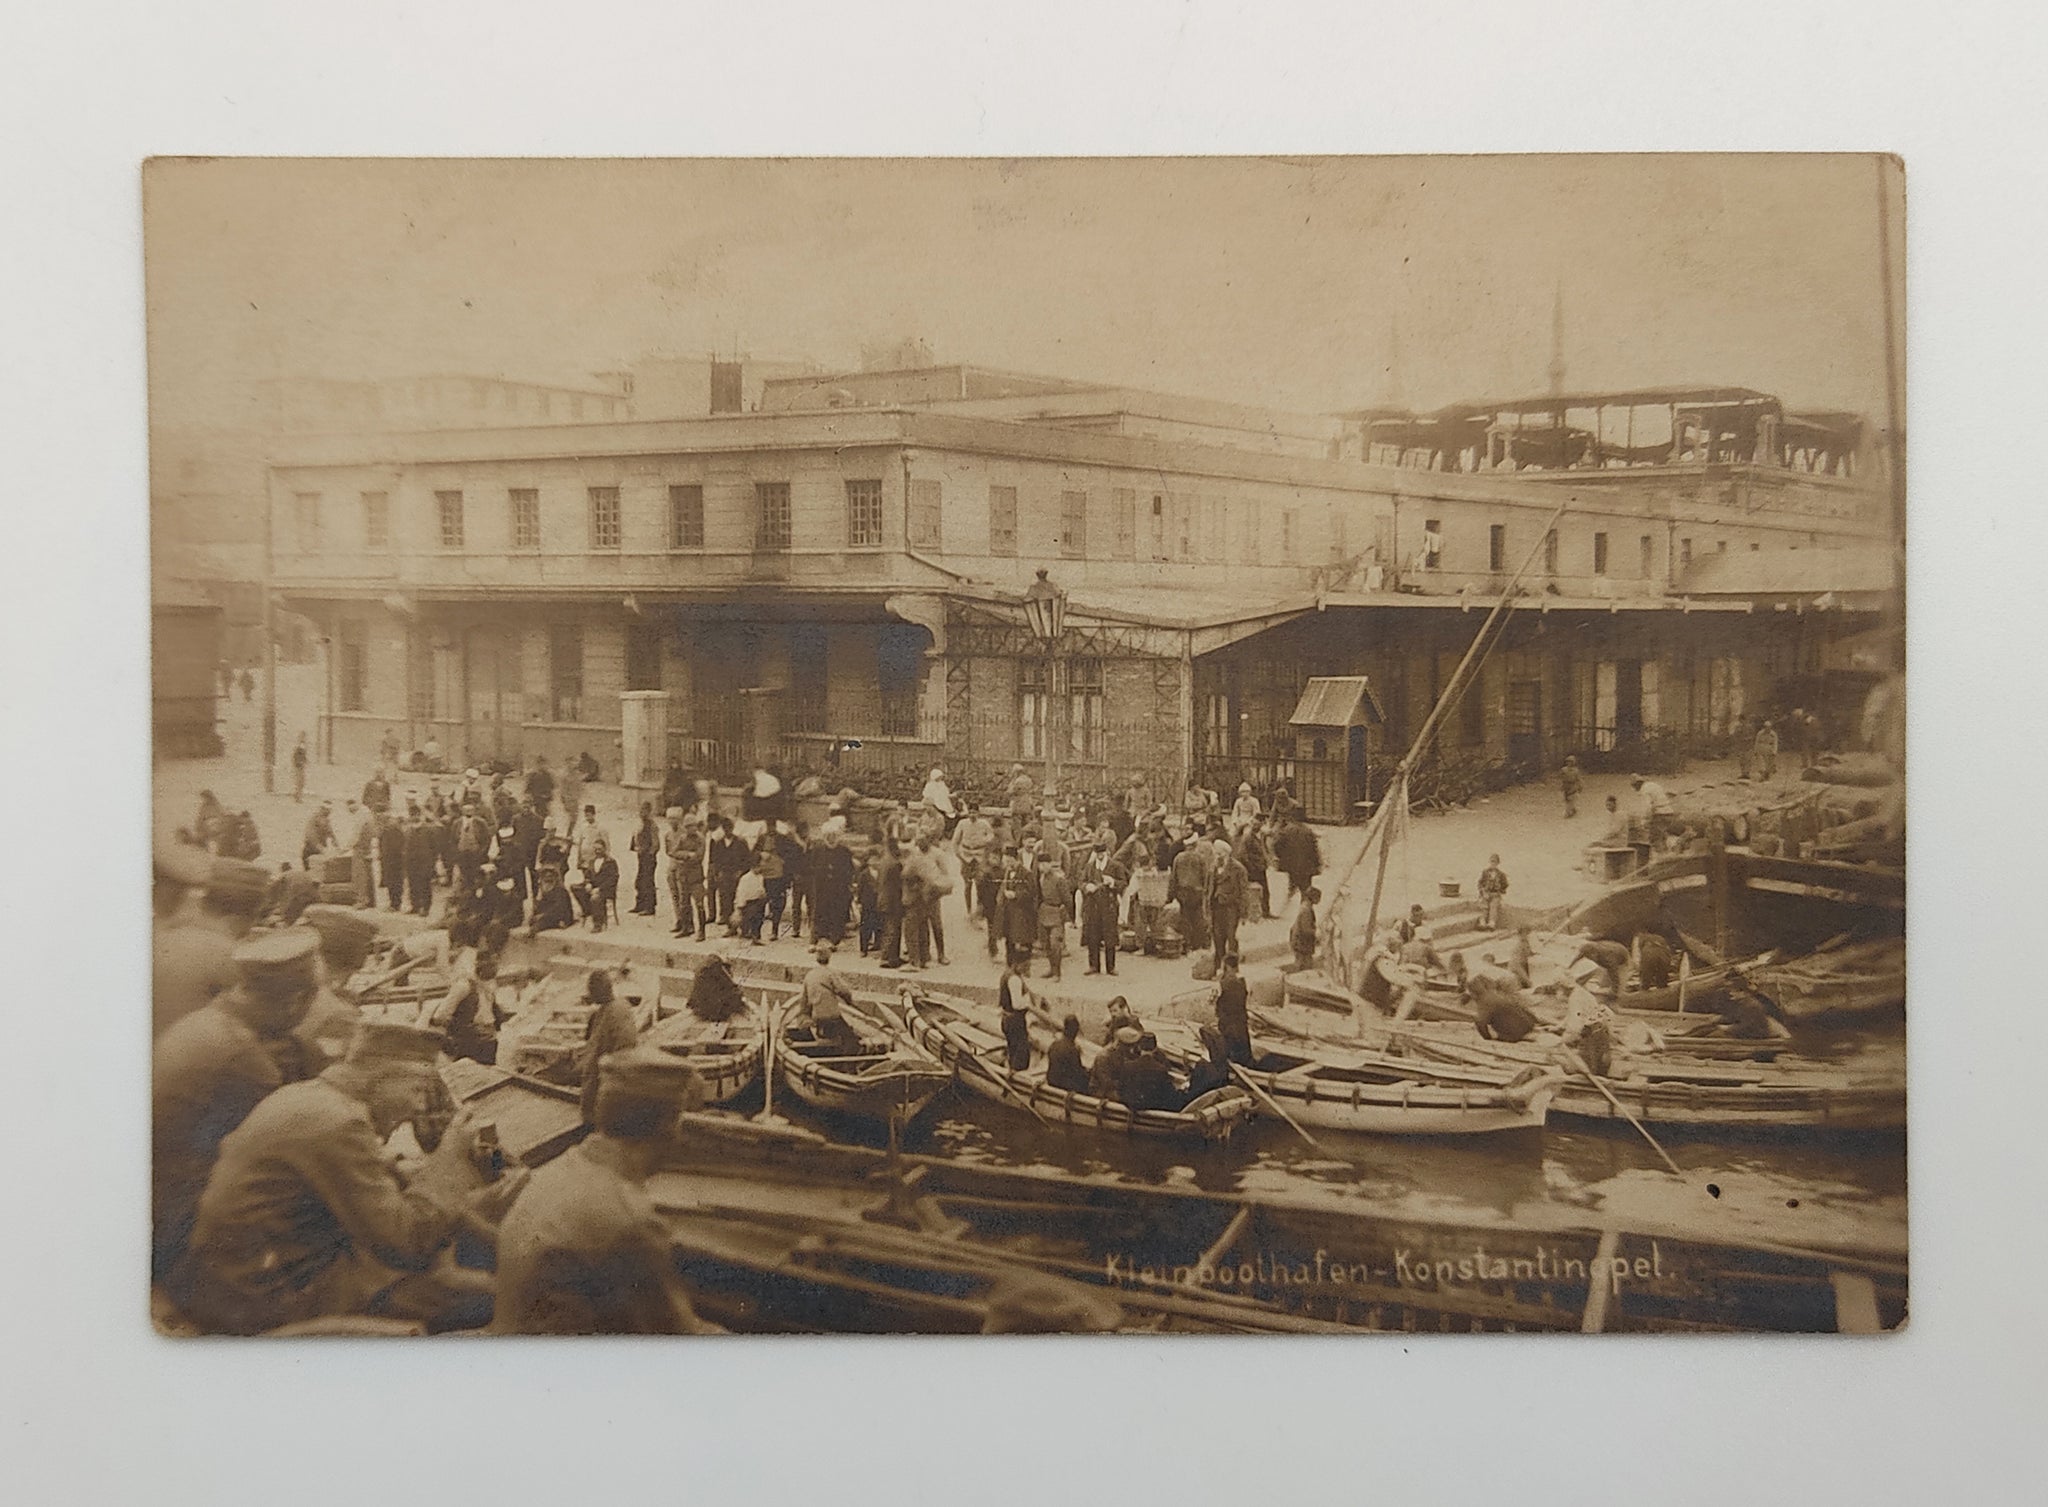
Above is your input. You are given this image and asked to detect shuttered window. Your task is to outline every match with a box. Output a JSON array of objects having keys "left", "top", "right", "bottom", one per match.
[
  {"left": 908, "top": 479, "right": 943, "bottom": 549},
  {"left": 989, "top": 485, "right": 1019, "bottom": 556}
]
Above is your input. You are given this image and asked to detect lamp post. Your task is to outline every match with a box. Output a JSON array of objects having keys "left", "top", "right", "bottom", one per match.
[{"left": 1022, "top": 567, "right": 1068, "bottom": 807}]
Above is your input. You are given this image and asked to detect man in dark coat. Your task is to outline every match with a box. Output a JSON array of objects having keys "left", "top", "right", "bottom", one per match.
[
  {"left": 1045, "top": 1014, "right": 1089, "bottom": 1094},
  {"left": 1272, "top": 814, "right": 1322, "bottom": 908},
  {"left": 377, "top": 809, "right": 408, "bottom": 912},
  {"left": 628, "top": 803, "right": 660, "bottom": 916},
  {"left": 1206, "top": 839, "right": 1250, "bottom": 967},
  {"left": 685, "top": 952, "right": 747, "bottom": 1023},
  {"left": 992, "top": 848, "right": 1038, "bottom": 967},
  {"left": 1077, "top": 833, "right": 1129, "bottom": 977},
  {"left": 1117, "top": 1033, "right": 1180, "bottom": 1112},
  {"left": 1169, "top": 836, "right": 1213, "bottom": 955},
  {"left": 524, "top": 756, "right": 556, "bottom": 825},
  {"left": 808, "top": 824, "right": 856, "bottom": 945},
  {"left": 403, "top": 800, "right": 439, "bottom": 916},
  {"left": 1212, "top": 952, "right": 1253, "bottom": 1066},
  {"left": 876, "top": 838, "right": 907, "bottom": 968},
  {"left": 707, "top": 817, "right": 750, "bottom": 932}
]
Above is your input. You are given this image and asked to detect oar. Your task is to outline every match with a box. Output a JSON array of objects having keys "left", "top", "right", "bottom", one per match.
[
  {"left": 921, "top": 996, "right": 1050, "bottom": 1127},
  {"left": 1562, "top": 1048, "right": 1683, "bottom": 1176},
  {"left": 1228, "top": 1063, "right": 1326, "bottom": 1153}
]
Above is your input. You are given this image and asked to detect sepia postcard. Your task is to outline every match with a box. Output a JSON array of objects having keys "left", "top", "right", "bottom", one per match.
[{"left": 147, "top": 155, "right": 1906, "bottom": 1338}]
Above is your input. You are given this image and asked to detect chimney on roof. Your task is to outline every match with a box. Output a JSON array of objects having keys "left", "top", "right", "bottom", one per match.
[{"left": 709, "top": 358, "right": 743, "bottom": 415}]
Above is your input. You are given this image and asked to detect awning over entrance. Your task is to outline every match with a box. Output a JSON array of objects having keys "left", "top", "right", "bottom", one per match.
[{"left": 1289, "top": 676, "right": 1386, "bottom": 729}]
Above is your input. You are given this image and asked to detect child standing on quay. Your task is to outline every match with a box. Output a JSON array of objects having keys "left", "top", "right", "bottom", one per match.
[{"left": 1477, "top": 854, "right": 1509, "bottom": 930}]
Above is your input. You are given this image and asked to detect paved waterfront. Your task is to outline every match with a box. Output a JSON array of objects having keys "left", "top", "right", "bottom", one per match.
[{"left": 163, "top": 662, "right": 1780, "bottom": 1018}]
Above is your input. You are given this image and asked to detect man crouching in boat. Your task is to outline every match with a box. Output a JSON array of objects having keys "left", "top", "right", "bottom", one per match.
[
  {"left": 1456, "top": 952, "right": 1539, "bottom": 1044},
  {"left": 494, "top": 1048, "right": 724, "bottom": 1334},
  {"left": 799, "top": 942, "right": 861, "bottom": 1052}
]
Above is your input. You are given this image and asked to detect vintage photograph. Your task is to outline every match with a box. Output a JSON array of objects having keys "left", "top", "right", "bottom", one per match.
[{"left": 147, "top": 155, "right": 1906, "bottom": 1337}]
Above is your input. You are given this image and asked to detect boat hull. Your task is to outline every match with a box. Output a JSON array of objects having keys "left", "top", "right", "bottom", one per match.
[{"left": 901, "top": 989, "right": 1253, "bottom": 1146}]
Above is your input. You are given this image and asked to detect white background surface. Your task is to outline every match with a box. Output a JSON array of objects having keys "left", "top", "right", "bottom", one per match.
[{"left": 1, "top": 2, "right": 2041, "bottom": 1501}]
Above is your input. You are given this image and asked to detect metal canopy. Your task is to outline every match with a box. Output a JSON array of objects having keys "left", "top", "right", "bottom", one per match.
[{"left": 1289, "top": 676, "right": 1386, "bottom": 729}]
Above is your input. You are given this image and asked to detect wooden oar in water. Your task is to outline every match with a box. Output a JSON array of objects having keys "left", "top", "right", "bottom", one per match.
[
  {"left": 1228, "top": 1064, "right": 1327, "bottom": 1154},
  {"left": 1561, "top": 1048, "right": 1683, "bottom": 1176}
]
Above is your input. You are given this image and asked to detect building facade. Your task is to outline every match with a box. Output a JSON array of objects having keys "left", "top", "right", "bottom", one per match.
[{"left": 267, "top": 368, "right": 1893, "bottom": 813}]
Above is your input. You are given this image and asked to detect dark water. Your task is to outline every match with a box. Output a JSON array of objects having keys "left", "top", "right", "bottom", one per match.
[{"left": 778, "top": 1091, "right": 1907, "bottom": 1257}]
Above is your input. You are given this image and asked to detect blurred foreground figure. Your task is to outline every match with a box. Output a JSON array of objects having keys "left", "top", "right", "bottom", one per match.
[
  {"left": 494, "top": 1048, "right": 720, "bottom": 1335},
  {"left": 177, "top": 1021, "right": 517, "bottom": 1335}
]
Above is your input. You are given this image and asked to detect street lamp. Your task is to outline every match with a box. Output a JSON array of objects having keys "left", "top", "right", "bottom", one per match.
[{"left": 1022, "top": 567, "right": 1068, "bottom": 805}]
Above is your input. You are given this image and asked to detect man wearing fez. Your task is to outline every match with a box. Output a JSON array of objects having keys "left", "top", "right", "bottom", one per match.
[
  {"left": 153, "top": 930, "right": 320, "bottom": 1288},
  {"left": 153, "top": 852, "right": 272, "bottom": 1037},
  {"left": 179, "top": 1019, "right": 517, "bottom": 1334},
  {"left": 494, "top": 1048, "right": 722, "bottom": 1334}
]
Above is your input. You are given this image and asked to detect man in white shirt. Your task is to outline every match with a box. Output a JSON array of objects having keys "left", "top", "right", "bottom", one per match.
[{"left": 1630, "top": 774, "right": 1676, "bottom": 848}]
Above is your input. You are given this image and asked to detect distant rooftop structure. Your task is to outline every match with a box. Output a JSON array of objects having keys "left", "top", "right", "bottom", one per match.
[
  {"left": 759, "top": 363, "right": 1342, "bottom": 458},
  {"left": 1335, "top": 383, "right": 1870, "bottom": 479}
]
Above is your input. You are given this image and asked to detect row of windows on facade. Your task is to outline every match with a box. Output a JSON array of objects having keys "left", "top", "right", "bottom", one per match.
[
  {"left": 1426, "top": 521, "right": 1750, "bottom": 577},
  {"left": 290, "top": 483, "right": 1315, "bottom": 563}
]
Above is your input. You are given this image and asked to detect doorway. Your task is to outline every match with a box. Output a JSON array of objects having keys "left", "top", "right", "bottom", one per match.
[{"left": 1508, "top": 679, "right": 1542, "bottom": 768}]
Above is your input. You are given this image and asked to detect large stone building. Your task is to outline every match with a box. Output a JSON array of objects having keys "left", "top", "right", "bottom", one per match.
[{"left": 266, "top": 364, "right": 1893, "bottom": 816}]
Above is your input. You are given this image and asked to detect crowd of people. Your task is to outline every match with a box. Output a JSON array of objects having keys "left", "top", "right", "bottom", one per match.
[{"left": 219, "top": 747, "right": 1332, "bottom": 989}]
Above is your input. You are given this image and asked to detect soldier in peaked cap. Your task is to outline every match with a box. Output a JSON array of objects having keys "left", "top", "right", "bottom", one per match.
[
  {"left": 290, "top": 904, "right": 384, "bottom": 1074},
  {"left": 179, "top": 1017, "right": 515, "bottom": 1335},
  {"left": 153, "top": 930, "right": 321, "bottom": 1289},
  {"left": 494, "top": 1049, "right": 720, "bottom": 1334}
]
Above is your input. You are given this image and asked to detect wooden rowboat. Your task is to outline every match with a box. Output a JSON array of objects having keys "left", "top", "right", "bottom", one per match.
[
  {"left": 643, "top": 997, "right": 765, "bottom": 1107},
  {"left": 776, "top": 1012, "right": 954, "bottom": 1130},
  {"left": 896, "top": 987, "right": 1254, "bottom": 1146},
  {"left": 1288, "top": 1009, "right": 1905, "bottom": 1134},
  {"left": 1146, "top": 1019, "right": 1558, "bottom": 1137}
]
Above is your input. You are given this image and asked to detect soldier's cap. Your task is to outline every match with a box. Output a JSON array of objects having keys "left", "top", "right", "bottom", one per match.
[
  {"left": 155, "top": 843, "right": 214, "bottom": 889},
  {"left": 598, "top": 1047, "right": 708, "bottom": 1110},
  {"left": 981, "top": 1272, "right": 1123, "bottom": 1335},
  {"left": 497, "top": 825, "right": 515, "bottom": 838},
  {"left": 1629, "top": 773, "right": 1645, "bottom": 785},
  {"left": 464, "top": 768, "right": 480, "bottom": 779},
  {"left": 1212, "top": 838, "right": 1233, "bottom": 856},
  {"left": 495, "top": 877, "right": 516, "bottom": 892},
  {"left": 231, "top": 929, "right": 320, "bottom": 994},
  {"left": 299, "top": 903, "right": 380, "bottom": 962},
  {"left": 1114, "top": 1026, "right": 1142, "bottom": 1044},
  {"left": 664, "top": 806, "right": 686, "bottom": 820},
  {"left": 345, "top": 1018, "right": 446, "bottom": 1070},
  {"left": 207, "top": 856, "right": 273, "bottom": 901}
]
